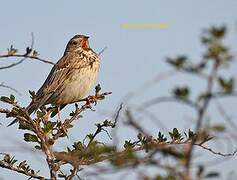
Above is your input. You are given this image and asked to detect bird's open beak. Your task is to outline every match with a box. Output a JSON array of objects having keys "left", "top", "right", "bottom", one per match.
[{"left": 82, "top": 36, "right": 90, "bottom": 49}]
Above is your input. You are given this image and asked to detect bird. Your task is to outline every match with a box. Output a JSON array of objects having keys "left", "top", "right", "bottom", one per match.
[{"left": 26, "top": 34, "right": 100, "bottom": 116}]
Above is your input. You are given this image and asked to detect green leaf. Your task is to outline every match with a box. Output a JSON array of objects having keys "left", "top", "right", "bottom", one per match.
[
  {"left": 3, "top": 154, "right": 11, "bottom": 163},
  {"left": 67, "top": 147, "right": 71, "bottom": 152},
  {"left": 156, "top": 175, "right": 176, "bottom": 180},
  {"left": 157, "top": 132, "right": 167, "bottom": 142},
  {"left": 29, "top": 90, "right": 36, "bottom": 100},
  {"left": 166, "top": 56, "right": 187, "bottom": 69},
  {"left": 36, "top": 110, "right": 46, "bottom": 118},
  {"left": 173, "top": 87, "right": 190, "bottom": 99},
  {"left": 86, "top": 133, "right": 94, "bottom": 141},
  {"left": 210, "top": 124, "right": 225, "bottom": 132},
  {"left": 7, "top": 45, "right": 17, "bottom": 55},
  {"left": 0, "top": 94, "right": 16, "bottom": 105},
  {"left": 209, "top": 26, "right": 226, "bottom": 39},
  {"left": 10, "top": 94, "right": 15, "bottom": 102},
  {"left": 34, "top": 145, "right": 41, "bottom": 150},
  {"left": 11, "top": 107, "right": 25, "bottom": 116},
  {"left": 0, "top": 96, "right": 13, "bottom": 104},
  {"left": 7, "top": 119, "right": 18, "bottom": 127},
  {"left": 24, "top": 133, "right": 39, "bottom": 143},
  {"left": 69, "top": 111, "right": 75, "bottom": 116},
  {"left": 188, "top": 129, "right": 194, "bottom": 139},
  {"left": 58, "top": 173, "right": 66, "bottom": 178},
  {"left": 33, "top": 50, "right": 39, "bottom": 57},
  {"left": 205, "top": 171, "right": 219, "bottom": 178},
  {"left": 95, "top": 84, "right": 101, "bottom": 94},
  {"left": 96, "top": 95, "right": 105, "bottom": 100},
  {"left": 124, "top": 140, "right": 134, "bottom": 148},
  {"left": 11, "top": 159, "right": 18, "bottom": 165},
  {"left": 72, "top": 141, "right": 84, "bottom": 150},
  {"left": 169, "top": 128, "right": 182, "bottom": 141},
  {"left": 44, "top": 121, "right": 57, "bottom": 133},
  {"left": 208, "top": 43, "right": 226, "bottom": 58},
  {"left": 218, "top": 77, "right": 234, "bottom": 93},
  {"left": 30, "top": 169, "right": 35, "bottom": 175},
  {"left": 25, "top": 47, "right": 32, "bottom": 55},
  {"left": 18, "top": 121, "right": 33, "bottom": 131},
  {"left": 137, "top": 133, "right": 143, "bottom": 142},
  {"left": 18, "top": 160, "right": 27, "bottom": 169}
]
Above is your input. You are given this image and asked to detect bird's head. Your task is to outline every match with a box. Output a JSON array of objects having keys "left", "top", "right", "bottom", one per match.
[{"left": 65, "top": 34, "right": 90, "bottom": 53}]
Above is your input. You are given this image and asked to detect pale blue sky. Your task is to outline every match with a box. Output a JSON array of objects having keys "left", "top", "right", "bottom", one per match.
[{"left": 0, "top": 0, "right": 237, "bottom": 179}]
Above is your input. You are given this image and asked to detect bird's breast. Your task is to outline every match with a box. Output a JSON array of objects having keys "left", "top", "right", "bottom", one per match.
[{"left": 53, "top": 61, "right": 100, "bottom": 105}]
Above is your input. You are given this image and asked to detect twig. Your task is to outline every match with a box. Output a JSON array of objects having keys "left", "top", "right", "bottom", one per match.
[
  {"left": 134, "top": 107, "right": 168, "bottom": 132},
  {"left": 121, "top": 70, "right": 177, "bottom": 103},
  {"left": 140, "top": 96, "right": 199, "bottom": 110},
  {"left": 113, "top": 103, "right": 123, "bottom": 128},
  {"left": 0, "top": 57, "right": 26, "bottom": 70},
  {"left": 214, "top": 99, "right": 237, "bottom": 130},
  {"left": 111, "top": 104, "right": 123, "bottom": 146},
  {"left": 86, "top": 119, "right": 115, "bottom": 148},
  {"left": 53, "top": 91, "right": 112, "bottom": 141},
  {"left": 0, "top": 33, "right": 54, "bottom": 70},
  {"left": 196, "top": 144, "right": 237, "bottom": 157},
  {"left": 98, "top": 46, "right": 107, "bottom": 56},
  {"left": 0, "top": 160, "right": 46, "bottom": 180},
  {"left": 66, "top": 167, "right": 79, "bottom": 180},
  {"left": 0, "top": 54, "right": 54, "bottom": 65},
  {"left": 0, "top": 82, "right": 22, "bottom": 95},
  {"left": 204, "top": 91, "right": 237, "bottom": 99},
  {"left": 124, "top": 109, "right": 150, "bottom": 136}
]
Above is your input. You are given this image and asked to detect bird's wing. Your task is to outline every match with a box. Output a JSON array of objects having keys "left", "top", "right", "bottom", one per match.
[
  {"left": 34, "top": 53, "right": 81, "bottom": 110},
  {"left": 26, "top": 50, "right": 98, "bottom": 114}
]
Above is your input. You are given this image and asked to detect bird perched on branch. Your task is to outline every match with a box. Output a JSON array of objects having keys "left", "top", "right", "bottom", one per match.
[{"left": 26, "top": 34, "right": 100, "bottom": 116}]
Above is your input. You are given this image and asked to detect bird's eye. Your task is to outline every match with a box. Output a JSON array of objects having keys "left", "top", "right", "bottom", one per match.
[{"left": 72, "top": 41, "right": 78, "bottom": 45}]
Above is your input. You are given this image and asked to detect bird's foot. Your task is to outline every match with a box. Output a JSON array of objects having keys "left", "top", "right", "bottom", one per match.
[{"left": 85, "top": 95, "right": 97, "bottom": 106}]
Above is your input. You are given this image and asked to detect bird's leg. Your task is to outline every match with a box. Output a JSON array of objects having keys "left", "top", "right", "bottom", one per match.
[
  {"left": 57, "top": 107, "right": 67, "bottom": 137},
  {"left": 57, "top": 106, "right": 61, "bottom": 120},
  {"left": 59, "top": 120, "right": 69, "bottom": 138}
]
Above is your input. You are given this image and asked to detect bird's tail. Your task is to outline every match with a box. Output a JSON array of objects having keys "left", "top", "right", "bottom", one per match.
[
  {"left": 7, "top": 101, "right": 36, "bottom": 127},
  {"left": 25, "top": 101, "right": 37, "bottom": 115}
]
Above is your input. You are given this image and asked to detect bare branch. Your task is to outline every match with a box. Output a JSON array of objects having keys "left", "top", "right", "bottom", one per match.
[
  {"left": 185, "top": 57, "right": 219, "bottom": 175},
  {"left": 113, "top": 103, "right": 123, "bottom": 128},
  {"left": 124, "top": 109, "right": 150, "bottom": 136}
]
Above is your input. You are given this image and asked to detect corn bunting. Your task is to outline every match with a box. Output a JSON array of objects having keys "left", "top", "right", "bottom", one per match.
[{"left": 26, "top": 34, "right": 100, "bottom": 115}]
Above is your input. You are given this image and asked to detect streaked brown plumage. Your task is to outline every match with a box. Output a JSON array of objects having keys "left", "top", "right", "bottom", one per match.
[{"left": 26, "top": 34, "right": 100, "bottom": 115}]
